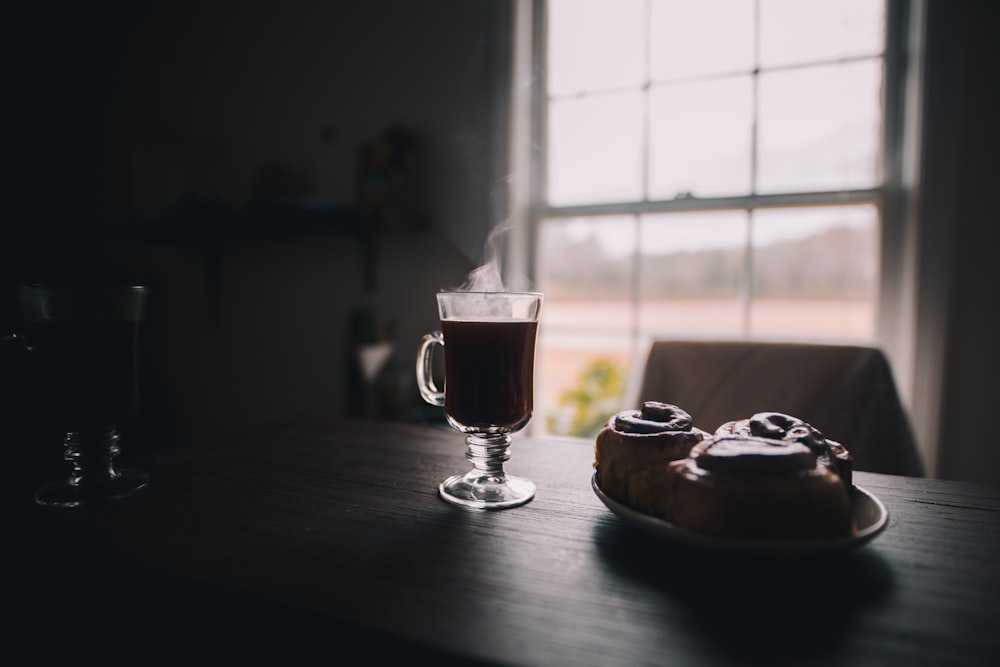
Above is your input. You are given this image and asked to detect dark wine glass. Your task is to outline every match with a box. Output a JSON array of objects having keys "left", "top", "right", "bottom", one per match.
[{"left": 15, "top": 285, "right": 150, "bottom": 508}]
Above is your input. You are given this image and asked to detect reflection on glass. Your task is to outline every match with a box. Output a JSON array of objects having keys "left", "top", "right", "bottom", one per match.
[
  {"left": 548, "top": 0, "right": 645, "bottom": 96},
  {"left": 651, "top": 0, "right": 755, "bottom": 79},
  {"left": 549, "top": 92, "right": 644, "bottom": 205},
  {"left": 760, "top": 0, "right": 885, "bottom": 67},
  {"left": 650, "top": 77, "right": 753, "bottom": 199},
  {"left": 638, "top": 211, "right": 748, "bottom": 335},
  {"left": 749, "top": 206, "right": 878, "bottom": 337},
  {"left": 757, "top": 61, "right": 882, "bottom": 193}
]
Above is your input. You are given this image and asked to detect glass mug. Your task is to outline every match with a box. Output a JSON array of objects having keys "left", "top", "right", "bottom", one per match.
[
  {"left": 416, "top": 291, "right": 542, "bottom": 509},
  {"left": 5, "top": 284, "right": 151, "bottom": 507}
]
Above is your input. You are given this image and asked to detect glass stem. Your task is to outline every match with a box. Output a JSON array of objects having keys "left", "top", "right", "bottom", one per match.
[
  {"left": 63, "top": 427, "right": 122, "bottom": 486},
  {"left": 464, "top": 433, "right": 512, "bottom": 478}
]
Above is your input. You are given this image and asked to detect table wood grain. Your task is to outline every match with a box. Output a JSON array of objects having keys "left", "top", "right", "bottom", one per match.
[{"left": 12, "top": 418, "right": 1000, "bottom": 665}]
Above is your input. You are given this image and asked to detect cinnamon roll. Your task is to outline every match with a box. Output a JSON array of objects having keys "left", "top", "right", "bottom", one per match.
[
  {"left": 594, "top": 401, "right": 708, "bottom": 518},
  {"left": 666, "top": 434, "right": 856, "bottom": 540},
  {"left": 716, "top": 412, "right": 853, "bottom": 490}
]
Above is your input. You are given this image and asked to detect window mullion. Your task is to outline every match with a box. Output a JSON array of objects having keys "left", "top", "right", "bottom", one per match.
[
  {"left": 631, "top": 0, "right": 653, "bottom": 356},
  {"left": 541, "top": 188, "right": 882, "bottom": 218},
  {"left": 744, "top": 0, "right": 763, "bottom": 335}
]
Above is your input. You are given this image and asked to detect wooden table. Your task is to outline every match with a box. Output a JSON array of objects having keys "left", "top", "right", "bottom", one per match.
[{"left": 12, "top": 418, "right": 1000, "bottom": 665}]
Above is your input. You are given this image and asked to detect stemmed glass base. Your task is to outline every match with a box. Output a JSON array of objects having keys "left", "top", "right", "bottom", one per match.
[
  {"left": 34, "top": 426, "right": 150, "bottom": 508},
  {"left": 439, "top": 432, "right": 535, "bottom": 510}
]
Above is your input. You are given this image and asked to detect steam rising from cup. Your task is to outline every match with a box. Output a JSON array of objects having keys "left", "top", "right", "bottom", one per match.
[{"left": 452, "top": 221, "right": 533, "bottom": 294}]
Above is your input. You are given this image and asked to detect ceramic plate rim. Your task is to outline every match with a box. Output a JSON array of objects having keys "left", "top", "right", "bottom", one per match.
[{"left": 592, "top": 473, "right": 889, "bottom": 554}]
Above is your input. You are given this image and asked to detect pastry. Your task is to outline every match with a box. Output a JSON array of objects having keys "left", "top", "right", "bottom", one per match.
[
  {"left": 594, "top": 401, "right": 708, "bottom": 518},
  {"left": 666, "top": 434, "right": 856, "bottom": 540},
  {"left": 715, "top": 412, "right": 853, "bottom": 490}
]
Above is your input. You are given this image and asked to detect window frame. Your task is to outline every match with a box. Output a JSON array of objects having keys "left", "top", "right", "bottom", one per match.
[
  {"left": 513, "top": 0, "right": 918, "bottom": 439},
  {"left": 529, "top": 0, "right": 896, "bottom": 332},
  {"left": 504, "top": 0, "right": 935, "bottom": 467}
]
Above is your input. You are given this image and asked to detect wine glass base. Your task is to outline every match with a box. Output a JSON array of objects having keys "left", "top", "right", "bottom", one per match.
[
  {"left": 34, "top": 468, "right": 150, "bottom": 508},
  {"left": 439, "top": 472, "right": 536, "bottom": 510}
]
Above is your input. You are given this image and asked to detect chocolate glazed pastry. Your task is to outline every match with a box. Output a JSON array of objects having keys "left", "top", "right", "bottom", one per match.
[
  {"left": 666, "top": 435, "right": 856, "bottom": 540},
  {"left": 594, "top": 402, "right": 708, "bottom": 518},
  {"left": 716, "top": 412, "right": 853, "bottom": 490}
]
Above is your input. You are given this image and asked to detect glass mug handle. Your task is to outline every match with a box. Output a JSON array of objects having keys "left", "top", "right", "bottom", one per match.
[{"left": 416, "top": 331, "right": 445, "bottom": 407}]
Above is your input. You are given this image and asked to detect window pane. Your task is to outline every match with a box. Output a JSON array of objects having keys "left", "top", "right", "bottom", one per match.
[
  {"left": 548, "top": 0, "right": 645, "bottom": 96},
  {"left": 650, "top": 0, "right": 755, "bottom": 79},
  {"left": 638, "top": 211, "right": 748, "bottom": 335},
  {"left": 536, "top": 334, "right": 634, "bottom": 438},
  {"left": 548, "top": 92, "right": 644, "bottom": 205},
  {"left": 537, "top": 216, "right": 637, "bottom": 327},
  {"left": 649, "top": 77, "right": 754, "bottom": 199},
  {"left": 749, "top": 205, "right": 878, "bottom": 338},
  {"left": 536, "top": 215, "right": 637, "bottom": 438},
  {"left": 757, "top": 60, "right": 882, "bottom": 193},
  {"left": 760, "top": 0, "right": 885, "bottom": 67}
]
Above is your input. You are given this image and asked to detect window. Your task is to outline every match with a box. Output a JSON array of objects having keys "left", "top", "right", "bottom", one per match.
[{"left": 531, "top": 0, "right": 889, "bottom": 438}]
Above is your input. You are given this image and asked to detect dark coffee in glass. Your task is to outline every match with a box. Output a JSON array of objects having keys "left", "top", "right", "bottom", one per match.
[
  {"left": 440, "top": 319, "right": 537, "bottom": 431},
  {"left": 26, "top": 319, "right": 140, "bottom": 431}
]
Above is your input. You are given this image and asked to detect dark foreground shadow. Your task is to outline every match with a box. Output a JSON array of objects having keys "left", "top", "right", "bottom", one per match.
[
  {"left": 592, "top": 518, "right": 895, "bottom": 665},
  {"left": 12, "top": 543, "right": 497, "bottom": 666}
]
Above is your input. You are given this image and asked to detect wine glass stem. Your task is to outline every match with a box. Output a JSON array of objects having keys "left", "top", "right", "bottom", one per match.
[
  {"left": 64, "top": 427, "right": 122, "bottom": 486},
  {"left": 465, "top": 433, "right": 511, "bottom": 477}
]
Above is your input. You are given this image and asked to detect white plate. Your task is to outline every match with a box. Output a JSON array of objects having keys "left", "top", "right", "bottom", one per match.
[{"left": 592, "top": 473, "right": 889, "bottom": 555}]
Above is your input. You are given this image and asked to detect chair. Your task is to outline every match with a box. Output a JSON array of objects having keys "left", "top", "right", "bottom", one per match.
[{"left": 634, "top": 339, "right": 924, "bottom": 476}]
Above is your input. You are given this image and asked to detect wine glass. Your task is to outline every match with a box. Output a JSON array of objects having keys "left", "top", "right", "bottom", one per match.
[
  {"left": 15, "top": 284, "right": 151, "bottom": 508},
  {"left": 416, "top": 291, "right": 542, "bottom": 510}
]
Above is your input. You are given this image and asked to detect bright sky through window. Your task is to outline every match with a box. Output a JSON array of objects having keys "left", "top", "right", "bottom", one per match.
[{"left": 533, "top": 0, "right": 886, "bottom": 438}]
